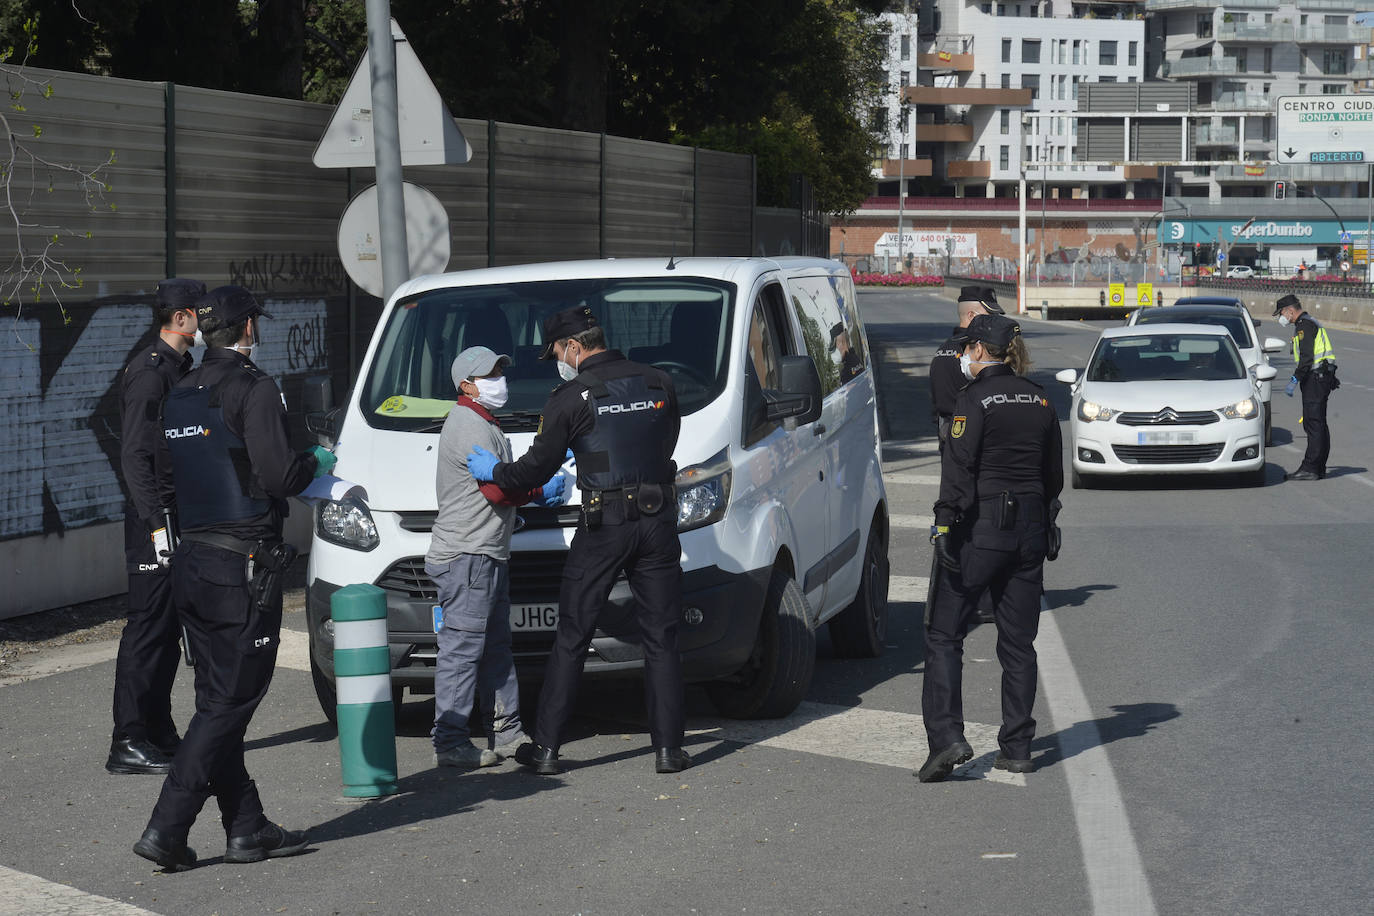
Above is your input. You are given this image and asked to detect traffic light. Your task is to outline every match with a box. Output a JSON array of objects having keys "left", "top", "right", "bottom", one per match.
[
  {"left": 1274, "top": 180, "right": 1286, "bottom": 200},
  {"left": 1099, "top": 290, "right": 1106, "bottom": 307}
]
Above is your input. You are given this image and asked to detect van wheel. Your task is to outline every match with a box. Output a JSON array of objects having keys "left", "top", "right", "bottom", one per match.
[
  {"left": 707, "top": 570, "right": 816, "bottom": 719},
  {"left": 829, "top": 517, "right": 889, "bottom": 658},
  {"left": 309, "top": 651, "right": 403, "bottom": 726}
]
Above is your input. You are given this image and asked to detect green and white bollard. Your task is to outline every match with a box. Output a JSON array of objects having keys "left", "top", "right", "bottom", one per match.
[{"left": 330, "top": 583, "right": 399, "bottom": 798}]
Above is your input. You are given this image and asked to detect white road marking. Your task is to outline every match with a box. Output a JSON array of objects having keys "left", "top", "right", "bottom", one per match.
[
  {"left": 889, "top": 575, "right": 929, "bottom": 603},
  {"left": 883, "top": 473, "right": 942, "bottom": 485},
  {"left": 0, "top": 865, "right": 161, "bottom": 915},
  {"left": 1037, "top": 600, "right": 1158, "bottom": 915},
  {"left": 277, "top": 627, "right": 312, "bottom": 672},
  {"left": 889, "top": 514, "right": 935, "bottom": 529},
  {"left": 881, "top": 438, "right": 940, "bottom": 456}
]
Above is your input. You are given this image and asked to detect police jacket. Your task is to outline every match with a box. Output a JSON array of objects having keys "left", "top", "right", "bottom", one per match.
[
  {"left": 934, "top": 363, "right": 1063, "bottom": 529},
  {"left": 120, "top": 338, "right": 193, "bottom": 568},
  {"left": 491, "top": 350, "right": 680, "bottom": 494},
  {"left": 163, "top": 348, "right": 317, "bottom": 542},
  {"left": 929, "top": 329, "right": 965, "bottom": 420},
  {"left": 1291, "top": 313, "right": 1336, "bottom": 381}
]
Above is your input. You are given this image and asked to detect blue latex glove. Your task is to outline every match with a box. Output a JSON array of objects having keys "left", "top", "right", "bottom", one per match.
[
  {"left": 308, "top": 445, "right": 337, "bottom": 479},
  {"left": 533, "top": 471, "right": 569, "bottom": 507},
  {"left": 564, "top": 447, "right": 576, "bottom": 469},
  {"left": 466, "top": 445, "right": 500, "bottom": 482},
  {"left": 1284, "top": 375, "right": 1298, "bottom": 397}
]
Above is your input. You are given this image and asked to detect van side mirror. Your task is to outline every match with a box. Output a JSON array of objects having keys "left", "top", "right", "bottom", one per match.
[
  {"left": 762, "top": 355, "right": 823, "bottom": 426},
  {"left": 302, "top": 375, "right": 340, "bottom": 446}
]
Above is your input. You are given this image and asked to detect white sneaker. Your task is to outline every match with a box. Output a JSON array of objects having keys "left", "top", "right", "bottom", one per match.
[{"left": 435, "top": 742, "right": 488, "bottom": 769}]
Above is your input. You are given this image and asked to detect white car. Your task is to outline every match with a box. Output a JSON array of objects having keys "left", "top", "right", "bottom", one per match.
[
  {"left": 1055, "top": 324, "right": 1277, "bottom": 488},
  {"left": 1227, "top": 265, "right": 1255, "bottom": 279},
  {"left": 1125, "top": 299, "right": 1286, "bottom": 444}
]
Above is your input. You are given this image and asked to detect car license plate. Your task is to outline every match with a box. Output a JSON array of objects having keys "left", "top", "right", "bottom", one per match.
[
  {"left": 511, "top": 604, "right": 558, "bottom": 631},
  {"left": 1136, "top": 431, "right": 1195, "bottom": 445}
]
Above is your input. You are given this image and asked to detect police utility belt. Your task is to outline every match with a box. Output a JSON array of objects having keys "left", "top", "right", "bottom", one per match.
[
  {"left": 582, "top": 483, "right": 676, "bottom": 528},
  {"left": 181, "top": 531, "right": 299, "bottom": 609}
]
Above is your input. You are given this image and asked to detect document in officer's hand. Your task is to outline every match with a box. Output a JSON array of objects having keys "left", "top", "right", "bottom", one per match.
[{"left": 298, "top": 475, "right": 369, "bottom": 505}]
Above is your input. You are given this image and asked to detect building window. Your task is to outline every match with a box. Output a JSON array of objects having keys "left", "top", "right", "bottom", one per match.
[
  {"left": 870, "top": 107, "right": 886, "bottom": 133},
  {"left": 900, "top": 70, "right": 910, "bottom": 86},
  {"left": 1099, "top": 41, "right": 1117, "bottom": 66},
  {"left": 1002, "top": 73, "right": 1011, "bottom": 89},
  {"left": 1129, "top": 41, "right": 1138, "bottom": 67},
  {"left": 1072, "top": 75, "right": 1080, "bottom": 100},
  {"left": 900, "top": 143, "right": 908, "bottom": 159},
  {"left": 1323, "top": 84, "right": 1346, "bottom": 94},
  {"left": 979, "top": 145, "right": 986, "bottom": 161},
  {"left": 1196, "top": 13, "right": 1212, "bottom": 39},
  {"left": 1003, "top": 38, "right": 1012, "bottom": 63},
  {"left": 1264, "top": 48, "right": 1272, "bottom": 73},
  {"left": 982, "top": 3, "right": 992, "bottom": 12},
  {"left": 1233, "top": 50, "right": 1247, "bottom": 73},
  {"left": 1023, "top": 40, "right": 1040, "bottom": 64},
  {"left": 1000, "top": 145, "right": 1010, "bottom": 169},
  {"left": 1100, "top": 76, "right": 1117, "bottom": 83},
  {"left": 1072, "top": 40, "right": 1080, "bottom": 65},
  {"left": 1001, "top": 110, "right": 1010, "bottom": 134},
  {"left": 1022, "top": 74, "right": 1040, "bottom": 100},
  {"left": 1323, "top": 49, "right": 1348, "bottom": 75},
  {"left": 900, "top": 34, "right": 910, "bottom": 60},
  {"left": 998, "top": 4, "right": 1006, "bottom": 15},
  {"left": 1299, "top": 54, "right": 1308, "bottom": 75}
]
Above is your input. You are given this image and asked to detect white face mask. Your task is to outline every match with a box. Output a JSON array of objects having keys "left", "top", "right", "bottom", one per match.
[
  {"left": 473, "top": 375, "right": 509, "bottom": 409},
  {"left": 557, "top": 343, "right": 580, "bottom": 381},
  {"left": 192, "top": 329, "right": 205, "bottom": 348},
  {"left": 1277, "top": 314, "right": 1291, "bottom": 327}
]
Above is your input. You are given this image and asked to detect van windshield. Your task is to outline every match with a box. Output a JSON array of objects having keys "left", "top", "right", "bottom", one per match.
[{"left": 361, "top": 277, "right": 736, "bottom": 432}]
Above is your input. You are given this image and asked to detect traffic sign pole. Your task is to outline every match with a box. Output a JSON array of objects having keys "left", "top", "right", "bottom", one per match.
[{"left": 365, "top": 0, "right": 410, "bottom": 301}]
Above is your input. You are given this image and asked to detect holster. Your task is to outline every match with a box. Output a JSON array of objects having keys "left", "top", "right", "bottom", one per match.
[
  {"left": 583, "top": 491, "right": 603, "bottom": 530},
  {"left": 251, "top": 542, "right": 299, "bottom": 612},
  {"left": 994, "top": 491, "right": 1018, "bottom": 530}
]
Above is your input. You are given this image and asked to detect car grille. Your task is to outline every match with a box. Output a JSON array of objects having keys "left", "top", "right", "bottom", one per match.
[
  {"left": 1117, "top": 409, "right": 1219, "bottom": 427},
  {"left": 1112, "top": 444, "right": 1225, "bottom": 464},
  {"left": 376, "top": 550, "right": 569, "bottom": 603},
  {"left": 396, "top": 506, "right": 580, "bottom": 532}
]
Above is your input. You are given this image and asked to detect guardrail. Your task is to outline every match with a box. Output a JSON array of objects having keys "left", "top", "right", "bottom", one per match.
[{"left": 859, "top": 196, "right": 1163, "bottom": 211}]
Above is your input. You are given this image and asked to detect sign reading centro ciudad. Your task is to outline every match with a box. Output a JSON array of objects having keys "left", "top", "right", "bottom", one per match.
[{"left": 1276, "top": 95, "right": 1374, "bottom": 164}]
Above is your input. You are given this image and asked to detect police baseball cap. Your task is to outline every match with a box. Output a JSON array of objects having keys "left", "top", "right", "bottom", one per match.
[
  {"left": 955, "top": 313, "right": 1020, "bottom": 349},
  {"left": 196, "top": 285, "right": 273, "bottom": 326},
  {"left": 829, "top": 321, "right": 847, "bottom": 349},
  {"left": 957, "top": 285, "right": 1004, "bottom": 315},
  {"left": 1273, "top": 293, "right": 1301, "bottom": 316},
  {"left": 156, "top": 278, "right": 206, "bottom": 310},
  {"left": 451, "top": 346, "right": 511, "bottom": 388},
  {"left": 538, "top": 304, "right": 599, "bottom": 359}
]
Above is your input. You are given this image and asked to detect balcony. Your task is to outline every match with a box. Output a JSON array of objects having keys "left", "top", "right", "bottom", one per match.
[
  {"left": 916, "top": 122, "right": 974, "bottom": 143},
  {"left": 1147, "top": 0, "right": 1276, "bottom": 9},
  {"left": 917, "top": 51, "right": 974, "bottom": 72},
  {"left": 1122, "top": 165, "right": 1159, "bottom": 180},
  {"left": 946, "top": 160, "right": 992, "bottom": 179},
  {"left": 1194, "top": 124, "right": 1239, "bottom": 146},
  {"left": 1164, "top": 57, "right": 1239, "bottom": 78},
  {"left": 874, "top": 157, "right": 934, "bottom": 179},
  {"left": 1217, "top": 22, "right": 1294, "bottom": 43},
  {"left": 1210, "top": 91, "right": 1274, "bottom": 111},
  {"left": 1212, "top": 163, "right": 1366, "bottom": 182},
  {"left": 1296, "top": 24, "right": 1366, "bottom": 44},
  {"left": 903, "top": 87, "right": 1032, "bottom": 107}
]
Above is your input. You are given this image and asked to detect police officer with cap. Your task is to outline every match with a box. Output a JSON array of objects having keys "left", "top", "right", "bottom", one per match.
[
  {"left": 918, "top": 313, "right": 1063, "bottom": 782},
  {"left": 108, "top": 278, "right": 204, "bottom": 776},
  {"left": 465, "top": 304, "right": 688, "bottom": 775},
  {"left": 931, "top": 286, "right": 1002, "bottom": 446},
  {"left": 134, "top": 285, "right": 333, "bottom": 871},
  {"left": 1274, "top": 293, "right": 1339, "bottom": 480}
]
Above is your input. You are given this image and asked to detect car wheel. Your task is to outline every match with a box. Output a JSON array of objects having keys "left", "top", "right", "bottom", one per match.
[
  {"left": 707, "top": 569, "right": 816, "bottom": 719},
  {"left": 1264, "top": 402, "right": 1273, "bottom": 447},
  {"left": 309, "top": 645, "right": 403, "bottom": 726},
  {"left": 828, "top": 515, "right": 890, "bottom": 659}
]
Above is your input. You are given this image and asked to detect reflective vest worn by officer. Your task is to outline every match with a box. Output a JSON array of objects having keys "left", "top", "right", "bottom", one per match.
[{"left": 1292, "top": 313, "right": 1336, "bottom": 380}]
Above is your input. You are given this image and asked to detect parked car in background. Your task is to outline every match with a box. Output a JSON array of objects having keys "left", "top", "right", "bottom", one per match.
[
  {"left": 1056, "top": 324, "right": 1277, "bottom": 489},
  {"left": 1126, "top": 299, "right": 1285, "bottom": 444},
  {"left": 1226, "top": 265, "right": 1255, "bottom": 279}
]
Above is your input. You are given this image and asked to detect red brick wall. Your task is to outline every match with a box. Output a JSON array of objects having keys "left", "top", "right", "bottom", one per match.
[{"left": 831, "top": 214, "right": 1146, "bottom": 264}]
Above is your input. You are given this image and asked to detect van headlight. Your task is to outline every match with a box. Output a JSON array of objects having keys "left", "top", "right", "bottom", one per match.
[
  {"left": 1218, "top": 396, "right": 1259, "bottom": 420},
  {"left": 676, "top": 447, "right": 732, "bottom": 533},
  {"left": 317, "top": 495, "right": 380, "bottom": 551}
]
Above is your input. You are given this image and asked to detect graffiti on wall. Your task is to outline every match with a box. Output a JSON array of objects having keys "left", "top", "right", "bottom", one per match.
[
  {"left": 229, "top": 253, "right": 347, "bottom": 294},
  {"left": 0, "top": 297, "right": 330, "bottom": 541}
]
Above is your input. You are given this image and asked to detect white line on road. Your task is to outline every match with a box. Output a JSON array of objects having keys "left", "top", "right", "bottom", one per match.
[
  {"left": 889, "top": 575, "right": 929, "bottom": 603},
  {"left": 1037, "top": 600, "right": 1158, "bottom": 916},
  {"left": 883, "top": 473, "right": 942, "bottom": 485},
  {"left": 0, "top": 865, "right": 161, "bottom": 916},
  {"left": 889, "top": 514, "right": 935, "bottom": 530}
]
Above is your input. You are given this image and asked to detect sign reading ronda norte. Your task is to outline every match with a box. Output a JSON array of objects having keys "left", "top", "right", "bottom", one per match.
[{"left": 1276, "top": 95, "right": 1374, "bottom": 165}]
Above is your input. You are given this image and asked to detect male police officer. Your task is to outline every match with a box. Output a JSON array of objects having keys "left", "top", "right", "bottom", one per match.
[
  {"left": 465, "top": 304, "right": 688, "bottom": 775},
  {"left": 134, "top": 286, "right": 332, "bottom": 871},
  {"left": 109, "top": 278, "right": 204, "bottom": 775},
  {"left": 1274, "top": 293, "right": 1339, "bottom": 481},
  {"left": 931, "top": 286, "right": 1002, "bottom": 446}
]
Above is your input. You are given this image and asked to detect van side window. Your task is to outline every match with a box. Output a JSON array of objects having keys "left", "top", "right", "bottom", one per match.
[
  {"left": 743, "top": 283, "right": 792, "bottom": 447},
  {"left": 788, "top": 275, "right": 849, "bottom": 396},
  {"left": 833, "top": 273, "right": 867, "bottom": 384}
]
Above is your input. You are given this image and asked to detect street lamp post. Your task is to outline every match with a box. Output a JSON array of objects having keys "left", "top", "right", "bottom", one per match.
[{"left": 896, "top": 104, "right": 909, "bottom": 273}]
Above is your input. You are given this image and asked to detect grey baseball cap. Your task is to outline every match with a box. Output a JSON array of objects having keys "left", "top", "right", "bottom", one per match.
[{"left": 451, "top": 346, "right": 511, "bottom": 389}]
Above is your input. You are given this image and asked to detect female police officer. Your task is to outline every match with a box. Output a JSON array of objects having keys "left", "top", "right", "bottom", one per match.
[{"left": 918, "top": 313, "right": 1063, "bottom": 782}]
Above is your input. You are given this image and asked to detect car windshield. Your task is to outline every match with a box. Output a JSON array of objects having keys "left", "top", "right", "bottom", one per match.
[
  {"left": 1087, "top": 333, "right": 1246, "bottom": 383},
  {"left": 1135, "top": 311, "right": 1254, "bottom": 349},
  {"left": 361, "top": 277, "right": 735, "bottom": 431}
]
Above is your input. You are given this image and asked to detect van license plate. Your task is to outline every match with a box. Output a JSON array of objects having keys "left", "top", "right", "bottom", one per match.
[
  {"left": 1137, "top": 431, "right": 1195, "bottom": 445},
  {"left": 511, "top": 604, "right": 558, "bottom": 631}
]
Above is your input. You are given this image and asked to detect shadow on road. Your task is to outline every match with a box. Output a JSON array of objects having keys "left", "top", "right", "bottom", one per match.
[
  {"left": 1044, "top": 583, "right": 1117, "bottom": 608},
  {"left": 1032, "top": 701, "right": 1181, "bottom": 769}
]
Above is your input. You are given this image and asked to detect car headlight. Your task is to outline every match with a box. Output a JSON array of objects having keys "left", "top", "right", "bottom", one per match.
[
  {"left": 1218, "top": 396, "right": 1259, "bottom": 420},
  {"left": 1077, "top": 399, "right": 1119, "bottom": 422},
  {"left": 317, "top": 495, "right": 380, "bottom": 551},
  {"left": 676, "top": 446, "right": 732, "bottom": 533}
]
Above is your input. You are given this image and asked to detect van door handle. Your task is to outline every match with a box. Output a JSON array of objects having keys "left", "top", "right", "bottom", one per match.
[{"left": 813, "top": 423, "right": 826, "bottom": 436}]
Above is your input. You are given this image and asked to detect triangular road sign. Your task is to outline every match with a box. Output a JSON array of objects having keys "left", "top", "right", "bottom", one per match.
[{"left": 313, "top": 19, "right": 472, "bottom": 168}]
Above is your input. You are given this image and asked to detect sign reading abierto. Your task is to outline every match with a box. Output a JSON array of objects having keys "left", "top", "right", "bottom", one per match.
[{"left": 1276, "top": 96, "right": 1374, "bottom": 164}]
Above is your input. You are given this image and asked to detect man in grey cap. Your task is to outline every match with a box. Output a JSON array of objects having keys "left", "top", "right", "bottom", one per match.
[{"left": 427, "top": 346, "right": 569, "bottom": 768}]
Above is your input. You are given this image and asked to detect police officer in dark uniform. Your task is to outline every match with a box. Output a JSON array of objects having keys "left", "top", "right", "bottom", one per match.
[
  {"left": 1274, "top": 293, "right": 1339, "bottom": 481},
  {"left": 918, "top": 314, "right": 1063, "bottom": 782},
  {"left": 465, "top": 304, "right": 687, "bottom": 775},
  {"left": 109, "top": 278, "right": 204, "bottom": 776},
  {"left": 134, "top": 286, "right": 334, "bottom": 871},
  {"left": 930, "top": 286, "right": 1003, "bottom": 446}
]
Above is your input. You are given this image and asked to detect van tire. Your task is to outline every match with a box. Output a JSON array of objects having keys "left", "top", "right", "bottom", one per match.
[
  {"left": 829, "top": 517, "right": 889, "bottom": 658},
  {"left": 310, "top": 652, "right": 403, "bottom": 726},
  {"left": 707, "top": 570, "right": 816, "bottom": 719}
]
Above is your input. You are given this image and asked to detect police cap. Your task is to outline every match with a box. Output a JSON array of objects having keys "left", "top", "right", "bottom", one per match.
[
  {"left": 451, "top": 346, "right": 511, "bottom": 388},
  {"left": 957, "top": 285, "right": 1004, "bottom": 315},
  {"left": 539, "top": 305, "right": 599, "bottom": 360},
  {"left": 954, "top": 313, "right": 1020, "bottom": 349},
  {"left": 1273, "top": 293, "right": 1301, "bottom": 316},
  {"left": 196, "top": 285, "right": 273, "bottom": 327},
  {"left": 156, "top": 278, "right": 207, "bottom": 310}
]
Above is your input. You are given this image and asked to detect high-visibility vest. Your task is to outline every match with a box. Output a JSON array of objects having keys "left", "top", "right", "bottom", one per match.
[{"left": 1293, "top": 319, "right": 1336, "bottom": 369}]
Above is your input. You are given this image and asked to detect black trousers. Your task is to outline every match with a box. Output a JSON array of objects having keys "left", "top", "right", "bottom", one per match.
[
  {"left": 147, "top": 542, "right": 282, "bottom": 841},
  {"left": 922, "top": 505, "right": 1047, "bottom": 760},
  {"left": 1299, "top": 372, "right": 1333, "bottom": 475},
  {"left": 112, "top": 571, "right": 182, "bottom": 744},
  {"left": 533, "top": 509, "right": 684, "bottom": 752}
]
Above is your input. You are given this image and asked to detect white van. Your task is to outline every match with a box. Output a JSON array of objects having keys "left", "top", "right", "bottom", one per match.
[{"left": 304, "top": 257, "right": 889, "bottom": 720}]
